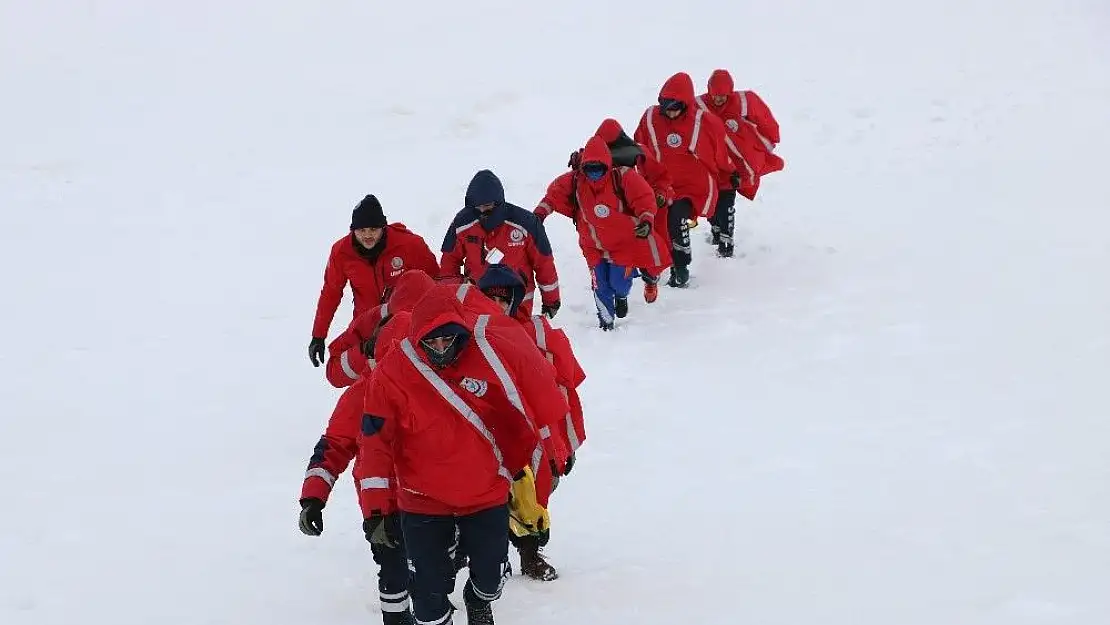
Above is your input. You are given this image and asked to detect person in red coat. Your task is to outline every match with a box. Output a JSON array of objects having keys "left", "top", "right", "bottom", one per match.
[
  {"left": 361, "top": 288, "right": 569, "bottom": 625},
  {"left": 439, "top": 169, "right": 562, "bottom": 319},
  {"left": 324, "top": 269, "right": 435, "bottom": 388},
  {"left": 635, "top": 71, "right": 737, "bottom": 287},
  {"left": 696, "top": 69, "right": 786, "bottom": 257},
  {"left": 476, "top": 264, "right": 587, "bottom": 581},
  {"left": 298, "top": 311, "right": 416, "bottom": 625},
  {"left": 540, "top": 118, "right": 676, "bottom": 303},
  {"left": 308, "top": 194, "right": 439, "bottom": 367},
  {"left": 535, "top": 135, "right": 672, "bottom": 330}
]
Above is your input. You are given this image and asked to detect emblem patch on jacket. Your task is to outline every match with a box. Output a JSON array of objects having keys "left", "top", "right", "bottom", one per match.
[
  {"left": 594, "top": 204, "right": 611, "bottom": 218},
  {"left": 460, "top": 377, "right": 489, "bottom": 398},
  {"left": 666, "top": 133, "right": 682, "bottom": 147},
  {"left": 391, "top": 256, "right": 403, "bottom": 269},
  {"left": 726, "top": 119, "right": 739, "bottom": 132}
]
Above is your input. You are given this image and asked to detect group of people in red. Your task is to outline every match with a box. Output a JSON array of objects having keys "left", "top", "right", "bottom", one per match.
[{"left": 295, "top": 68, "right": 781, "bottom": 625}]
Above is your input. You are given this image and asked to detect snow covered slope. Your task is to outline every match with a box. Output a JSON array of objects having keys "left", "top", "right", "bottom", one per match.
[{"left": 2, "top": 1, "right": 1108, "bottom": 624}]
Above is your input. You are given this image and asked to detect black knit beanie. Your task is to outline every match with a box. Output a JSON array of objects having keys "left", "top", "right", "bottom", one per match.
[{"left": 351, "top": 194, "right": 387, "bottom": 230}]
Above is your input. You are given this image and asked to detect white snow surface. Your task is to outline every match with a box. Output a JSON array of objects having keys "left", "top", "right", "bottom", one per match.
[{"left": 2, "top": 1, "right": 1109, "bottom": 624}]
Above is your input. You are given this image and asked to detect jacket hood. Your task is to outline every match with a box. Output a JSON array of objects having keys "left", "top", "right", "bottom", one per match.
[
  {"left": 579, "top": 135, "right": 613, "bottom": 170},
  {"left": 408, "top": 285, "right": 474, "bottom": 342},
  {"left": 659, "top": 72, "right": 696, "bottom": 106},
  {"left": 373, "top": 311, "right": 412, "bottom": 362},
  {"left": 476, "top": 263, "right": 526, "bottom": 316},
  {"left": 595, "top": 118, "right": 624, "bottom": 144},
  {"left": 387, "top": 270, "right": 435, "bottom": 315},
  {"left": 464, "top": 169, "right": 506, "bottom": 208},
  {"left": 708, "top": 69, "right": 734, "bottom": 96}
]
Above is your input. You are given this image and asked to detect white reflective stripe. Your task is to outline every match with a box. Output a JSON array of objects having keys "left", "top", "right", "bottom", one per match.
[
  {"left": 522, "top": 290, "right": 535, "bottom": 302},
  {"left": 455, "top": 283, "right": 470, "bottom": 302},
  {"left": 416, "top": 610, "right": 453, "bottom": 625},
  {"left": 538, "top": 281, "right": 559, "bottom": 292},
  {"left": 689, "top": 107, "right": 704, "bottom": 152},
  {"left": 469, "top": 578, "right": 505, "bottom": 602},
  {"left": 379, "top": 302, "right": 389, "bottom": 318},
  {"left": 340, "top": 350, "right": 360, "bottom": 381},
  {"left": 473, "top": 316, "right": 528, "bottom": 421},
  {"left": 455, "top": 218, "right": 479, "bottom": 234},
  {"left": 380, "top": 590, "right": 408, "bottom": 600},
  {"left": 646, "top": 225, "right": 662, "bottom": 266},
  {"left": 594, "top": 292, "right": 614, "bottom": 322},
  {"left": 305, "top": 467, "right": 336, "bottom": 487},
  {"left": 536, "top": 201, "right": 553, "bottom": 213},
  {"left": 748, "top": 119, "right": 776, "bottom": 152},
  {"left": 400, "top": 338, "right": 513, "bottom": 482},
  {"left": 359, "top": 477, "right": 391, "bottom": 489},
  {"left": 723, "top": 133, "right": 744, "bottom": 160},
  {"left": 643, "top": 107, "right": 662, "bottom": 160},
  {"left": 738, "top": 90, "right": 748, "bottom": 118},
  {"left": 585, "top": 219, "right": 610, "bottom": 260},
  {"left": 503, "top": 220, "right": 528, "bottom": 236},
  {"left": 539, "top": 425, "right": 551, "bottom": 439},
  {"left": 701, "top": 172, "right": 716, "bottom": 217},
  {"left": 695, "top": 95, "right": 706, "bottom": 111},
  {"left": 531, "top": 442, "right": 543, "bottom": 475},
  {"left": 532, "top": 317, "right": 547, "bottom": 350},
  {"left": 381, "top": 598, "right": 411, "bottom": 613},
  {"left": 559, "top": 385, "right": 582, "bottom": 451}
]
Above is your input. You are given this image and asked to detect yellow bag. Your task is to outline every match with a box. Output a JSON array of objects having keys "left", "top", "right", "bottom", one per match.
[{"left": 508, "top": 466, "right": 551, "bottom": 538}]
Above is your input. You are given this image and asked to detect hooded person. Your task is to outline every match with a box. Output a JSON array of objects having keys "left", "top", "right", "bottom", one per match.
[
  {"left": 534, "top": 135, "right": 673, "bottom": 330},
  {"left": 361, "top": 288, "right": 570, "bottom": 625},
  {"left": 634, "top": 72, "right": 737, "bottom": 287},
  {"left": 299, "top": 309, "right": 419, "bottom": 625},
  {"left": 695, "top": 69, "right": 785, "bottom": 257},
  {"left": 439, "top": 169, "right": 562, "bottom": 319},
  {"left": 324, "top": 269, "right": 436, "bottom": 388},
  {"left": 476, "top": 264, "right": 589, "bottom": 581},
  {"left": 308, "top": 194, "right": 439, "bottom": 367}
]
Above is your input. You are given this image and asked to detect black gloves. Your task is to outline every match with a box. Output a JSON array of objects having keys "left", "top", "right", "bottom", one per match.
[
  {"left": 542, "top": 301, "right": 561, "bottom": 319},
  {"left": 298, "top": 498, "right": 324, "bottom": 536},
  {"left": 308, "top": 337, "right": 326, "bottom": 367},
  {"left": 655, "top": 194, "right": 667, "bottom": 208},
  {"left": 363, "top": 512, "right": 402, "bottom": 548},
  {"left": 563, "top": 452, "right": 575, "bottom": 476},
  {"left": 730, "top": 171, "right": 742, "bottom": 189},
  {"left": 360, "top": 336, "right": 376, "bottom": 359},
  {"left": 634, "top": 220, "right": 652, "bottom": 238}
]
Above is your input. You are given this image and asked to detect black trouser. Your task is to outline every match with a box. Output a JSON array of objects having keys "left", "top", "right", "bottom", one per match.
[
  {"left": 667, "top": 198, "right": 693, "bottom": 268},
  {"left": 710, "top": 189, "right": 736, "bottom": 245},
  {"left": 402, "top": 505, "right": 510, "bottom": 624},
  {"left": 370, "top": 541, "right": 413, "bottom": 617}
]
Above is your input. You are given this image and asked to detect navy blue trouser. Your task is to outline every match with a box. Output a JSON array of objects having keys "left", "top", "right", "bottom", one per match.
[
  {"left": 402, "top": 504, "right": 510, "bottom": 624},
  {"left": 371, "top": 541, "right": 413, "bottom": 616},
  {"left": 710, "top": 189, "right": 737, "bottom": 244},
  {"left": 668, "top": 198, "right": 693, "bottom": 267},
  {"left": 592, "top": 261, "right": 636, "bottom": 326}
]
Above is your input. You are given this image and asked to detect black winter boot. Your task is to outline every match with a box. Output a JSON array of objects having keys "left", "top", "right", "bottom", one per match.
[
  {"left": 516, "top": 537, "right": 558, "bottom": 581},
  {"left": 667, "top": 265, "right": 690, "bottom": 288},
  {"left": 463, "top": 582, "right": 495, "bottom": 625},
  {"left": 614, "top": 296, "right": 629, "bottom": 318}
]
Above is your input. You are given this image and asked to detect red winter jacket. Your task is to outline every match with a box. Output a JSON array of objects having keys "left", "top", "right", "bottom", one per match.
[
  {"left": 324, "top": 270, "right": 435, "bottom": 388},
  {"left": 702, "top": 70, "right": 784, "bottom": 184},
  {"left": 349, "top": 311, "right": 413, "bottom": 517},
  {"left": 361, "top": 289, "right": 569, "bottom": 516},
  {"left": 439, "top": 170, "right": 560, "bottom": 316},
  {"left": 635, "top": 72, "right": 735, "bottom": 219},
  {"left": 311, "top": 224, "right": 438, "bottom": 340},
  {"left": 537, "top": 136, "right": 673, "bottom": 273}
]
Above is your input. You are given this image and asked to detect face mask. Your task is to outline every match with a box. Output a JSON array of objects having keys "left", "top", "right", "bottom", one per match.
[{"left": 582, "top": 163, "right": 607, "bottom": 182}]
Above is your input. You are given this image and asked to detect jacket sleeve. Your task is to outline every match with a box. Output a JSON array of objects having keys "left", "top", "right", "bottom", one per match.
[
  {"left": 326, "top": 344, "right": 371, "bottom": 387},
  {"left": 746, "top": 91, "right": 780, "bottom": 144},
  {"left": 534, "top": 173, "right": 576, "bottom": 220},
  {"left": 300, "top": 383, "right": 363, "bottom": 504},
  {"left": 620, "top": 170, "right": 660, "bottom": 224},
  {"left": 311, "top": 245, "right": 347, "bottom": 339},
  {"left": 438, "top": 217, "right": 466, "bottom": 278},
  {"left": 637, "top": 149, "right": 675, "bottom": 204},
  {"left": 526, "top": 217, "right": 560, "bottom": 306},
  {"left": 404, "top": 234, "right": 441, "bottom": 279},
  {"left": 510, "top": 343, "right": 571, "bottom": 473},
  {"left": 356, "top": 370, "right": 401, "bottom": 517}
]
